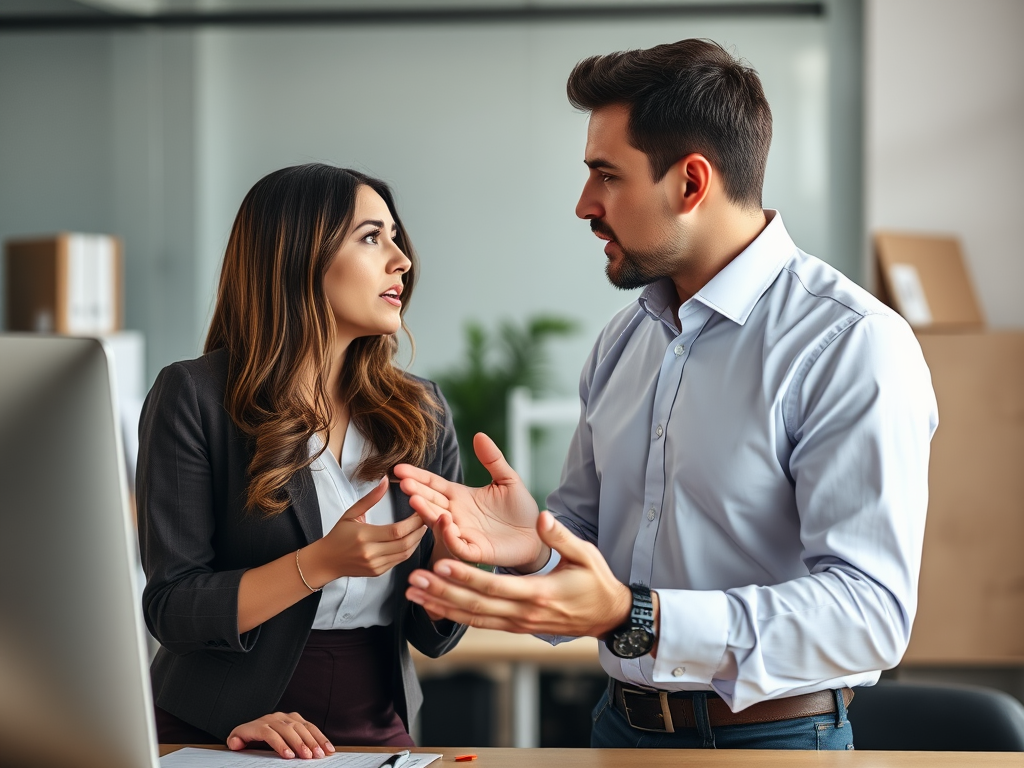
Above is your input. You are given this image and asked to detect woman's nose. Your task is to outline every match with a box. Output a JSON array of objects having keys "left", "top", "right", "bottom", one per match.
[{"left": 391, "top": 244, "right": 412, "bottom": 273}]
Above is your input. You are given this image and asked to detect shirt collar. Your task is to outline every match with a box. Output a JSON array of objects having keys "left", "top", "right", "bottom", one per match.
[
  {"left": 638, "top": 210, "right": 797, "bottom": 328},
  {"left": 637, "top": 278, "right": 680, "bottom": 331}
]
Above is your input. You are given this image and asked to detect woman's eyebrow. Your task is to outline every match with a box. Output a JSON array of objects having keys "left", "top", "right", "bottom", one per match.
[
  {"left": 353, "top": 219, "right": 386, "bottom": 231},
  {"left": 352, "top": 219, "right": 399, "bottom": 237}
]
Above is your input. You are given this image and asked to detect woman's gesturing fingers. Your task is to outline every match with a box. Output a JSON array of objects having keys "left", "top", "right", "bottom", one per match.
[
  {"left": 226, "top": 711, "right": 335, "bottom": 759},
  {"left": 340, "top": 477, "right": 390, "bottom": 520}
]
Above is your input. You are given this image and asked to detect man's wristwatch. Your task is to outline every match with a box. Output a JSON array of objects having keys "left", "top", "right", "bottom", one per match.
[{"left": 605, "top": 583, "right": 656, "bottom": 659}]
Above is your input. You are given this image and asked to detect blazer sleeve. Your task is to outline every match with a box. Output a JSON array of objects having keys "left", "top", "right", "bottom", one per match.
[
  {"left": 403, "top": 381, "right": 468, "bottom": 658},
  {"left": 137, "top": 362, "right": 258, "bottom": 655}
]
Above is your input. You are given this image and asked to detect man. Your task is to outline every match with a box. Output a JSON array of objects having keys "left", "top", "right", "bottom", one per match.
[{"left": 395, "top": 39, "right": 937, "bottom": 750}]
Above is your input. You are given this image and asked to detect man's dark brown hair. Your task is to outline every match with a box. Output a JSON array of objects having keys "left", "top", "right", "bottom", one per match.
[{"left": 567, "top": 38, "right": 772, "bottom": 209}]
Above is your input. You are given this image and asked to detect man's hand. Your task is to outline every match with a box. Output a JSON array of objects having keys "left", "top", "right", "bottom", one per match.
[
  {"left": 394, "top": 433, "right": 546, "bottom": 569},
  {"left": 405, "top": 510, "right": 633, "bottom": 638}
]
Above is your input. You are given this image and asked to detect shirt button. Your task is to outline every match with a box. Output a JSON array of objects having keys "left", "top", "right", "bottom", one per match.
[
  {"left": 647, "top": 508, "right": 656, "bottom": 521},
  {"left": 342, "top": 613, "right": 352, "bottom": 620},
  {"left": 674, "top": 344, "right": 685, "bottom": 356},
  {"left": 655, "top": 425, "right": 664, "bottom": 438},
  {"left": 672, "top": 667, "right": 686, "bottom": 677}
]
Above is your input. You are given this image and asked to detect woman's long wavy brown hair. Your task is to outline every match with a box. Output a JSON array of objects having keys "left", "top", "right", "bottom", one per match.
[{"left": 205, "top": 164, "right": 439, "bottom": 517}]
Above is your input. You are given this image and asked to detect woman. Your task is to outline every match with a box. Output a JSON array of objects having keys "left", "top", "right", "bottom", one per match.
[{"left": 137, "top": 164, "right": 465, "bottom": 759}]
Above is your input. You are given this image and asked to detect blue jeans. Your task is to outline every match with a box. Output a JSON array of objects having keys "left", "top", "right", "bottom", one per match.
[{"left": 590, "top": 687, "right": 854, "bottom": 750}]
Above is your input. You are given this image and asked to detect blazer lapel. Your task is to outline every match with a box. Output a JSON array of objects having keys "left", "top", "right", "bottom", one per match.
[{"left": 287, "top": 466, "right": 323, "bottom": 545}]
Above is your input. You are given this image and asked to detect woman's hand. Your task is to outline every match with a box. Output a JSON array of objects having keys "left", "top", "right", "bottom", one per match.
[
  {"left": 394, "top": 433, "right": 546, "bottom": 570},
  {"left": 300, "top": 478, "right": 428, "bottom": 588},
  {"left": 226, "top": 711, "right": 334, "bottom": 759},
  {"left": 238, "top": 478, "right": 427, "bottom": 633}
]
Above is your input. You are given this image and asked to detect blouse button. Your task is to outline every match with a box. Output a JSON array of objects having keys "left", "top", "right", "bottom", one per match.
[{"left": 672, "top": 667, "right": 686, "bottom": 677}]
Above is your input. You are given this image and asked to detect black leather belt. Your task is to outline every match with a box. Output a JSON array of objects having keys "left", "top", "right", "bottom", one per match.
[{"left": 609, "top": 679, "right": 854, "bottom": 733}]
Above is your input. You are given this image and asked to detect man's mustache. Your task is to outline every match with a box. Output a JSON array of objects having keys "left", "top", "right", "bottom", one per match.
[{"left": 590, "top": 219, "right": 617, "bottom": 242}]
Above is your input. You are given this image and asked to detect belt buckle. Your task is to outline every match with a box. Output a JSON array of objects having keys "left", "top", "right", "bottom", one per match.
[{"left": 621, "top": 687, "right": 675, "bottom": 734}]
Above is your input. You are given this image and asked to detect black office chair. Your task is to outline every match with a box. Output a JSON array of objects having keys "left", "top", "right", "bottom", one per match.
[{"left": 848, "top": 680, "right": 1024, "bottom": 751}]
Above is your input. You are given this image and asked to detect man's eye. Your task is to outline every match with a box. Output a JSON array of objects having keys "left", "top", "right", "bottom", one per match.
[{"left": 601, "top": 174, "right": 615, "bottom": 183}]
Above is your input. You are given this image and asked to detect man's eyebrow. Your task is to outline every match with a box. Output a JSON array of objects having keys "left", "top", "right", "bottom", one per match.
[{"left": 585, "top": 158, "right": 620, "bottom": 171}]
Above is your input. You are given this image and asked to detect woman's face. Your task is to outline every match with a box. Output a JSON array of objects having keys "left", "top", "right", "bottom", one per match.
[{"left": 324, "top": 185, "right": 412, "bottom": 344}]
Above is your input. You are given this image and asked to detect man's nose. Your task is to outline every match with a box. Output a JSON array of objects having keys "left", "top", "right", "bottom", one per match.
[{"left": 576, "top": 182, "right": 603, "bottom": 220}]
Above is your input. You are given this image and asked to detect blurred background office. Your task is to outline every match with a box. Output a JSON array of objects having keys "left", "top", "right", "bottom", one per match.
[{"left": 2, "top": 0, "right": 1022, "bottom": 749}]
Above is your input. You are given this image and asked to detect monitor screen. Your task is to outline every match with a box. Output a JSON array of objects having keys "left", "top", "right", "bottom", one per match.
[{"left": 0, "top": 334, "right": 158, "bottom": 768}]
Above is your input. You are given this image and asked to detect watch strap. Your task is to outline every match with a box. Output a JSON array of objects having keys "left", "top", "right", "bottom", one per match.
[
  {"left": 628, "top": 583, "right": 655, "bottom": 633},
  {"left": 604, "top": 583, "right": 657, "bottom": 658}
]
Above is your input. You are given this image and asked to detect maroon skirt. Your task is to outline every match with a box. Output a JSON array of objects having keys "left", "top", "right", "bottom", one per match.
[{"left": 156, "top": 625, "right": 413, "bottom": 748}]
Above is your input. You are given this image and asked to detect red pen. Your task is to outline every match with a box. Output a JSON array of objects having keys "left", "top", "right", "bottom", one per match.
[{"left": 454, "top": 755, "right": 477, "bottom": 762}]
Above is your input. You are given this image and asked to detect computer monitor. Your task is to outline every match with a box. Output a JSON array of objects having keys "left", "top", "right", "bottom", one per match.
[{"left": 0, "top": 334, "right": 158, "bottom": 768}]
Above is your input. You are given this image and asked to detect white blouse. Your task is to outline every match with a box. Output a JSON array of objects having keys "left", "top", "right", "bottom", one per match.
[{"left": 307, "top": 424, "right": 396, "bottom": 630}]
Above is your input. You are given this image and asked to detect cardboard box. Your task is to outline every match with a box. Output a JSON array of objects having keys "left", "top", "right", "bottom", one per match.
[
  {"left": 4, "top": 233, "right": 122, "bottom": 334},
  {"left": 903, "top": 331, "right": 1024, "bottom": 664},
  {"left": 874, "top": 231, "right": 985, "bottom": 331}
]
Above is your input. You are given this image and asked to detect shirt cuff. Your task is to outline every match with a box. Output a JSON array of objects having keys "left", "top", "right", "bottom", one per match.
[
  {"left": 651, "top": 589, "right": 730, "bottom": 686},
  {"left": 498, "top": 548, "right": 562, "bottom": 577}
]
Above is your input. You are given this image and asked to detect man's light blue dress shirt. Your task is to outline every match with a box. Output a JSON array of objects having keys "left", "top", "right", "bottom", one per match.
[{"left": 545, "top": 211, "right": 938, "bottom": 712}]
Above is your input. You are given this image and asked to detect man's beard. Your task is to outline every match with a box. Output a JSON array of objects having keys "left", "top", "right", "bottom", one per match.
[{"left": 592, "top": 219, "right": 682, "bottom": 290}]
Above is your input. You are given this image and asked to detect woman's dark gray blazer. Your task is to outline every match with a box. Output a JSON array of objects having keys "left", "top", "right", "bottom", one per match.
[{"left": 137, "top": 348, "right": 466, "bottom": 741}]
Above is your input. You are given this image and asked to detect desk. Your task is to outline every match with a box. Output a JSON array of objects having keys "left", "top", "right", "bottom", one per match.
[
  {"left": 159, "top": 744, "right": 1022, "bottom": 766},
  {"left": 411, "top": 627, "right": 601, "bottom": 747}
]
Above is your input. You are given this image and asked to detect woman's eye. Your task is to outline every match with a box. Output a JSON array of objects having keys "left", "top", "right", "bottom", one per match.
[{"left": 362, "top": 230, "right": 381, "bottom": 245}]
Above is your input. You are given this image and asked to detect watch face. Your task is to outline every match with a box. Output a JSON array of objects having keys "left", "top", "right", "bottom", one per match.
[{"left": 611, "top": 628, "right": 653, "bottom": 658}]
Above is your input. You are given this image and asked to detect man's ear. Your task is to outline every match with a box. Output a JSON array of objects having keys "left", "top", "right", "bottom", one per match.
[{"left": 667, "top": 153, "right": 713, "bottom": 215}]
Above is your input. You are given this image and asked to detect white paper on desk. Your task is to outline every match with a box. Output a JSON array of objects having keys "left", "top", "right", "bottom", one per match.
[{"left": 160, "top": 747, "right": 441, "bottom": 768}]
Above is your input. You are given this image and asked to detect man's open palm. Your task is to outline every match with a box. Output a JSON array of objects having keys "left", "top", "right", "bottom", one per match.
[{"left": 394, "top": 433, "right": 544, "bottom": 568}]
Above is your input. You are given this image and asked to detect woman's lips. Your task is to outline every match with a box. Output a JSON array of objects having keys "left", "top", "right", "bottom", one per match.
[{"left": 380, "top": 286, "right": 403, "bottom": 307}]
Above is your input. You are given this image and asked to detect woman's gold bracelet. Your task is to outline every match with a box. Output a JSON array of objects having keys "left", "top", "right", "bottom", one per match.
[{"left": 295, "top": 548, "right": 322, "bottom": 593}]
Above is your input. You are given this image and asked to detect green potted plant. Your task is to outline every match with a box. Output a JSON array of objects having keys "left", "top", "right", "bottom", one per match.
[{"left": 433, "top": 315, "right": 578, "bottom": 488}]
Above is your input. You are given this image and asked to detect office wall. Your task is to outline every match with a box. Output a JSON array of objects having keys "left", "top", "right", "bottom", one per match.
[
  {"left": 865, "top": 0, "right": 1024, "bottom": 327},
  {"left": 192, "top": 15, "right": 836, "bottom": 398},
  {"left": 1, "top": 4, "right": 859, "bottom": 400},
  {"left": 0, "top": 32, "right": 114, "bottom": 307},
  {"left": 110, "top": 29, "right": 203, "bottom": 373},
  {"left": 0, "top": 29, "right": 202, "bottom": 369}
]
